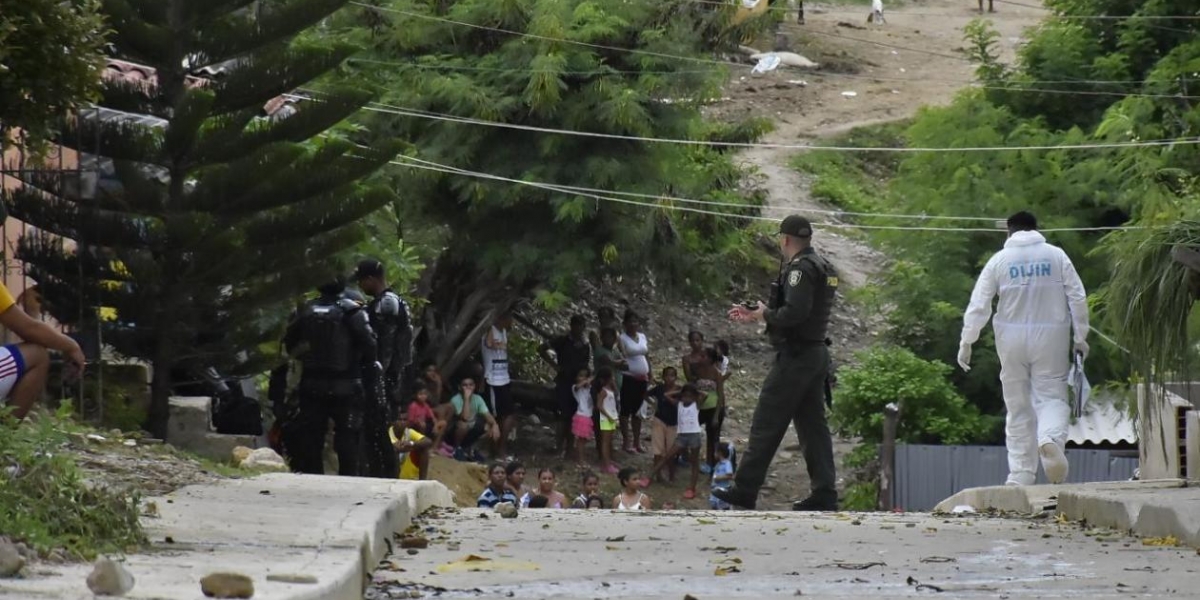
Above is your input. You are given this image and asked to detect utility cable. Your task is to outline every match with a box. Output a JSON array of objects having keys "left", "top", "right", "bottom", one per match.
[
  {"left": 358, "top": 99, "right": 1200, "bottom": 152},
  {"left": 349, "top": 55, "right": 1200, "bottom": 96},
  {"left": 385, "top": 154, "right": 1144, "bottom": 233}
]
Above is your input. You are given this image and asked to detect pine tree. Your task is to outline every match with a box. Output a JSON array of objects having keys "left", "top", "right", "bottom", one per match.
[
  {"left": 336, "top": 0, "right": 770, "bottom": 375},
  {"left": 2, "top": 0, "right": 399, "bottom": 438}
]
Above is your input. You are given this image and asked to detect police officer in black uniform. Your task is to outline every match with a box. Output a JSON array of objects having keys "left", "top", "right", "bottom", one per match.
[
  {"left": 282, "top": 278, "right": 378, "bottom": 476},
  {"left": 354, "top": 259, "right": 413, "bottom": 420},
  {"left": 714, "top": 215, "right": 839, "bottom": 511}
]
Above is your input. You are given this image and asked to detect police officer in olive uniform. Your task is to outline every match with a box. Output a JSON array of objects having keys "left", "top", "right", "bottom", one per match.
[
  {"left": 282, "top": 278, "right": 378, "bottom": 476},
  {"left": 714, "top": 215, "right": 839, "bottom": 511}
]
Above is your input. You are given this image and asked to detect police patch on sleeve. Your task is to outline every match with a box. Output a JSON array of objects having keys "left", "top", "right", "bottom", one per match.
[{"left": 788, "top": 270, "right": 802, "bottom": 286}]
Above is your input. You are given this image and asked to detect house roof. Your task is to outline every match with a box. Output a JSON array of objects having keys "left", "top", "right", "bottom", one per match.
[
  {"left": 1068, "top": 395, "right": 1136, "bottom": 445},
  {"left": 101, "top": 58, "right": 296, "bottom": 117}
]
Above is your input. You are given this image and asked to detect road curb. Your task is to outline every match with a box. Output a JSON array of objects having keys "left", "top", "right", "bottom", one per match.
[
  {"left": 0, "top": 473, "right": 454, "bottom": 599},
  {"left": 1057, "top": 481, "right": 1200, "bottom": 548}
]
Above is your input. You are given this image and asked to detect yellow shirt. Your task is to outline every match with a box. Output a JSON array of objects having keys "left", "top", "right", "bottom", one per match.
[
  {"left": 0, "top": 283, "right": 14, "bottom": 314},
  {"left": 387, "top": 426, "right": 426, "bottom": 480}
]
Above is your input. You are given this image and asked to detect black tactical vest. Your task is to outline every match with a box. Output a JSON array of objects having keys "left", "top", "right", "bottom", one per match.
[{"left": 298, "top": 298, "right": 359, "bottom": 376}]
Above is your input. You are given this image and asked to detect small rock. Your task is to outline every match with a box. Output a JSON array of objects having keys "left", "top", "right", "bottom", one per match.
[
  {"left": 86, "top": 556, "right": 136, "bottom": 596},
  {"left": 86, "top": 433, "right": 107, "bottom": 443},
  {"left": 123, "top": 439, "right": 137, "bottom": 447},
  {"left": 231, "top": 446, "right": 253, "bottom": 465},
  {"left": 200, "top": 572, "right": 254, "bottom": 598},
  {"left": 494, "top": 502, "right": 518, "bottom": 519},
  {"left": 46, "top": 549, "right": 67, "bottom": 564},
  {"left": 265, "top": 574, "right": 317, "bottom": 584},
  {"left": 0, "top": 542, "right": 24, "bottom": 578},
  {"left": 241, "top": 448, "right": 287, "bottom": 472},
  {"left": 406, "top": 549, "right": 420, "bottom": 555},
  {"left": 399, "top": 536, "right": 428, "bottom": 549},
  {"left": 528, "top": 414, "right": 541, "bottom": 425}
]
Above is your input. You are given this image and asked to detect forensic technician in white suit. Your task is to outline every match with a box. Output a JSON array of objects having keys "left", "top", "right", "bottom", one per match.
[{"left": 957, "top": 211, "right": 1089, "bottom": 485}]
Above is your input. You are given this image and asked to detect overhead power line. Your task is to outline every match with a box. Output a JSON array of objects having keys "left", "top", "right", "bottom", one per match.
[
  {"left": 676, "top": 0, "right": 1200, "bottom": 20},
  {"left": 385, "top": 154, "right": 1142, "bottom": 233},
  {"left": 349, "top": 56, "right": 1200, "bottom": 98},
  {"left": 358, "top": 99, "right": 1200, "bottom": 152}
]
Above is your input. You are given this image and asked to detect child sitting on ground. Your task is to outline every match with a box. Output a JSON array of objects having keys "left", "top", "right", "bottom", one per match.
[
  {"left": 709, "top": 442, "right": 735, "bottom": 510},
  {"left": 389, "top": 412, "right": 433, "bottom": 480},
  {"left": 572, "top": 471, "right": 602, "bottom": 509},
  {"left": 406, "top": 385, "right": 447, "bottom": 450}
]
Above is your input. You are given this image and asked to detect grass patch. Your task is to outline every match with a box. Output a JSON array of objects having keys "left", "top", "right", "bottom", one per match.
[
  {"left": 0, "top": 405, "right": 145, "bottom": 559},
  {"left": 791, "top": 122, "right": 908, "bottom": 215}
]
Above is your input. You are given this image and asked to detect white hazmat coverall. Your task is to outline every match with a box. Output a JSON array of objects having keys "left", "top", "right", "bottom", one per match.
[{"left": 959, "top": 230, "right": 1089, "bottom": 485}]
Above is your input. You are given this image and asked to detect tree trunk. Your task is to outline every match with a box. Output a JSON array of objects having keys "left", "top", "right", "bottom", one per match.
[
  {"left": 878, "top": 402, "right": 901, "bottom": 511},
  {"left": 434, "top": 286, "right": 491, "bottom": 366}
]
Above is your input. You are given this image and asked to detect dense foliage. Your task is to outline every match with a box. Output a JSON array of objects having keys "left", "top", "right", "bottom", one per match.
[
  {"left": 0, "top": 0, "right": 107, "bottom": 150},
  {"left": 1, "top": 0, "right": 399, "bottom": 437},
  {"left": 798, "top": 2, "right": 1200, "bottom": 417},
  {"left": 831, "top": 345, "right": 998, "bottom": 446},
  {"left": 331, "top": 0, "right": 772, "bottom": 374}
]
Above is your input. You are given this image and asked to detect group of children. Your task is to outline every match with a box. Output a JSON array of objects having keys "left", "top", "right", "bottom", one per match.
[{"left": 477, "top": 450, "right": 738, "bottom": 511}]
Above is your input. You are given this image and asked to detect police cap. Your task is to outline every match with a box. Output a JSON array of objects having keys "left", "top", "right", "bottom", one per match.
[
  {"left": 353, "top": 259, "right": 385, "bottom": 280},
  {"left": 779, "top": 215, "right": 813, "bottom": 238}
]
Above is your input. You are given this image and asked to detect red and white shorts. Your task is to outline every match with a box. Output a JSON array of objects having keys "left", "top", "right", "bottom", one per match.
[{"left": 0, "top": 345, "right": 27, "bottom": 400}]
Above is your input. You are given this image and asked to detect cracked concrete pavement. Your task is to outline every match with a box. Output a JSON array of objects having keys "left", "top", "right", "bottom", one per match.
[{"left": 369, "top": 507, "right": 1200, "bottom": 599}]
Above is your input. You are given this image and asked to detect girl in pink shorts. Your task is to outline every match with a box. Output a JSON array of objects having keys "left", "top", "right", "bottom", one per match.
[{"left": 571, "top": 368, "right": 595, "bottom": 466}]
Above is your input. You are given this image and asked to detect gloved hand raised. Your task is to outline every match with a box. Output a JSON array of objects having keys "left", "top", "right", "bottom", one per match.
[
  {"left": 1074, "top": 340, "right": 1089, "bottom": 360},
  {"left": 957, "top": 342, "right": 972, "bottom": 372}
]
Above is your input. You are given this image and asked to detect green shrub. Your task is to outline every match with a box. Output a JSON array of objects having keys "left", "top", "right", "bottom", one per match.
[
  {"left": 832, "top": 345, "right": 996, "bottom": 445},
  {"left": 842, "top": 481, "right": 879, "bottom": 511},
  {"left": 0, "top": 406, "right": 145, "bottom": 558}
]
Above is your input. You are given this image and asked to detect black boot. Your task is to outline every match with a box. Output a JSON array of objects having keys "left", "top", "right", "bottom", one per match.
[
  {"left": 792, "top": 494, "right": 838, "bottom": 512},
  {"left": 712, "top": 486, "right": 757, "bottom": 510}
]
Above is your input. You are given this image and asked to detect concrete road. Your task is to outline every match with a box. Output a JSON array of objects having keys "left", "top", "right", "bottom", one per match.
[{"left": 368, "top": 508, "right": 1200, "bottom": 599}]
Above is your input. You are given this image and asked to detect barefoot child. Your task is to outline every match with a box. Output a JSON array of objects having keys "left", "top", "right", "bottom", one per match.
[
  {"left": 613, "top": 467, "right": 652, "bottom": 511},
  {"left": 572, "top": 471, "right": 602, "bottom": 508},
  {"left": 648, "top": 367, "right": 681, "bottom": 482},
  {"left": 571, "top": 368, "right": 595, "bottom": 465},
  {"left": 595, "top": 367, "right": 619, "bottom": 474},
  {"left": 649, "top": 384, "right": 703, "bottom": 499}
]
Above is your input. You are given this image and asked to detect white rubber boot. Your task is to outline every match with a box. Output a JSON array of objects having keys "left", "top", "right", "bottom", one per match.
[{"left": 1040, "top": 442, "right": 1069, "bottom": 484}]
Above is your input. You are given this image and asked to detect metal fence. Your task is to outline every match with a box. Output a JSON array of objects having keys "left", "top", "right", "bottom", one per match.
[{"left": 892, "top": 444, "right": 1139, "bottom": 511}]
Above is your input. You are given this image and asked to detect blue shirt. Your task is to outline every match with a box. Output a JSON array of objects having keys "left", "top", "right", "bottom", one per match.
[
  {"left": 477, "top": 486, "right": 518, "bottom": 508},
  {"left": 711, "top": 459, "right": 733, "bottom": 491}
]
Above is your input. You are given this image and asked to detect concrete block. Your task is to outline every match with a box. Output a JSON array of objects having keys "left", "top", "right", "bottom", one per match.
[
  {"left": 935, "top": 479, "right": 1186, "bottom": 516},
  {"left": 167, "top": 396, "right": 262, "bottom": 461},
  {"left": 1, "top": 474, "right": 455, "bottom": 600}
]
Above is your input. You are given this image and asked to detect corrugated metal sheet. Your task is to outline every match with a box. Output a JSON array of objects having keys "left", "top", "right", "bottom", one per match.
[
  {"left": 1069, "top": 400, "right": 1136, "bottom": 445},
  {"left": 892, "top": 444, "right": 1138, "bottom": 511}
]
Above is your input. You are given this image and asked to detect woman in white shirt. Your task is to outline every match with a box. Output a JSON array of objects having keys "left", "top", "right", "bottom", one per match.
[{"left": 618, "top": 310, "right": 652, "bottom": 455}]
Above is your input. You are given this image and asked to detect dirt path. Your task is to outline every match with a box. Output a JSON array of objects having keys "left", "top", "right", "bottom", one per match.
[
  {"left": 714, "top": 0, "right": 1044, "bottom": 287},
  {"left": 498, "top": 2, "right": 1049, "bottom": 513}
]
